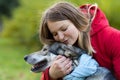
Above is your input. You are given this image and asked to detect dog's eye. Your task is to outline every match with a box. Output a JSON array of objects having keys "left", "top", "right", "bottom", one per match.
[{"left": 43, "top": 48, "right": 47, "bottom": 51}]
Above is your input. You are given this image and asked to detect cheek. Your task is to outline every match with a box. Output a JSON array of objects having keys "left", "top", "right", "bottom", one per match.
[
  {"left": 53, "top": 36, "right": 58, "bottom": 41},
  {"left": 66, "top": 30, "right": 78, "bottom": 40},
  {"left": 67, "top": 27, "right": 79, "bottom": 37},
  {"left": 71, "top": 29, "right": 79, "bottom": 39}
]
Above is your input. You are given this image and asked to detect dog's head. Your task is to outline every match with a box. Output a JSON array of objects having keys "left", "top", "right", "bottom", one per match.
[
  {"left": 24, "top": 45, "right": 56, "bottom": 73},
  {"left": 24, "top": 42, "right": 84, "bottom": 73}
]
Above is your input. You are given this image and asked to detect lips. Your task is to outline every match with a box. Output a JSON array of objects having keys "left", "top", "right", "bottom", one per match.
[
  {"left": 63, "top": 40, "right": 68, "bottom": 44},
  {"left": 31, "top": 59, "right": 47, "bottom": 72}
]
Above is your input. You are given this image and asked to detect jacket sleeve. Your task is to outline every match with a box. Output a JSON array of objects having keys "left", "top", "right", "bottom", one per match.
[
  {"left": 109, "top": 28, "right": 120, "bottom": 80},
  {"left": 40, "top": 68, "right": 51, "bottom": 80},
  {"left": 40, "top": 68, "right": 63, "bottom": 80},
  {"left": 104, "top": 27, "right": 120, "bottom": 80}
]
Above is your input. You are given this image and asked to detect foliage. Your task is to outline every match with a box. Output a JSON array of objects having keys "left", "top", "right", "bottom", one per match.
[
  {"left": 1, "top": 0, "right": 120, "bottom": 52},
  {"left": 0, "top": 0, "right": 20, "bottom": 18},
  {"left": 2, "top": 0, "right": 45, "bottom": 51}
]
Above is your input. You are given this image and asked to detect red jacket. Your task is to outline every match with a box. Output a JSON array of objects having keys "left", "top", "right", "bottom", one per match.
[{"left": 41, "top": 4, "right": 120, "bottom": 80}]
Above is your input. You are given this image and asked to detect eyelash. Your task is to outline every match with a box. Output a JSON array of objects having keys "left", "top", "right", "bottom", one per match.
[{"left": 61, "top": 27, "right": 67, "bottom": 31}]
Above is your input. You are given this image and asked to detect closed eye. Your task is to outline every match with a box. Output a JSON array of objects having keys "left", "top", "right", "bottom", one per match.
[
  {"left": 61, "top": 25, "right": 68, "bottom": 31},
  {"left": 52, "top": 25, "right": 68, "bottom": 37}
]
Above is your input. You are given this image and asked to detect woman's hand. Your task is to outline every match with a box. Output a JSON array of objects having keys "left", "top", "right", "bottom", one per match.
[{"left": 49, "top": 55, "right": 72, "bottom": 80}]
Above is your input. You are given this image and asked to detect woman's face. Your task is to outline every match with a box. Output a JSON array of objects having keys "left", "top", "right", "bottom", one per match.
[{"left": 47, "top": 20, "right": 79, "bottom": 45}]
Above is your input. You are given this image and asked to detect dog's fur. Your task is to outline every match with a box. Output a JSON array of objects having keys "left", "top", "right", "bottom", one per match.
[{"left": 24, "top": 42, "right": 115, "bottom": 80}]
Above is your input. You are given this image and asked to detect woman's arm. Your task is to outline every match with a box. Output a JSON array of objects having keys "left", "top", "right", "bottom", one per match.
[{"left": 108, "top": 28, "right": 120, "bottom": 80}]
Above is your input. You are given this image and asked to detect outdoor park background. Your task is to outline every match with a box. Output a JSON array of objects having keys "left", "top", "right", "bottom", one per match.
[{"left": 0, "top": 0, "right": 120, "bottom": 80}]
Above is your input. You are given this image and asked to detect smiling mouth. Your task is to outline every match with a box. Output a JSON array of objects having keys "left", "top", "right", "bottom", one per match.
[{"left": 31, "top": 59, "right": 48, "bottom": 72}]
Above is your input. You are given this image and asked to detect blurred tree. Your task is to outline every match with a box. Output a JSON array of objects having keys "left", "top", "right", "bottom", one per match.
[{"left": 0, "top": 0, "right": 20, "bottom": 32}]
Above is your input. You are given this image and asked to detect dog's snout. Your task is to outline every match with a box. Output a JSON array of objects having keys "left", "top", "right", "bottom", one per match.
[{"left": 24, "top": 55, "right": 28, "bottom": 61}]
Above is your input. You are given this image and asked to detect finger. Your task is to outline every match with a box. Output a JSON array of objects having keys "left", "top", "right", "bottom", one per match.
[
  {"left": 62, "top": 58, "right": 71, "bottom": 66},
  {"left": 65, "top": 66, "right": 73, "bottom": 74},
  {"left": 64, "top": 60, "right": 72, "bottom": 70},
  {"left": 55, "top": 55, "right": 64, "bottom": 60},
  {"left": 57, "top": 56, "right": 67, "bottom": 63}
]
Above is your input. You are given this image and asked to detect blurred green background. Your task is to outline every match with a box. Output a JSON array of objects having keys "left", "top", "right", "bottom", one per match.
[{"left": 0, "top": 0, "right": 120, "bottom": 80}]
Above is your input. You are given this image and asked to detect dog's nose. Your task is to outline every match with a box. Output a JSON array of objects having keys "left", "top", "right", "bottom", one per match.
[{"left": 24, "top": 55, "right": 28, "bottom": 61}]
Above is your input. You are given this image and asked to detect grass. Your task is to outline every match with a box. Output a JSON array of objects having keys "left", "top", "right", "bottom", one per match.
[{"left": 0, "top": 38, "right": 41, "bottom": 80}]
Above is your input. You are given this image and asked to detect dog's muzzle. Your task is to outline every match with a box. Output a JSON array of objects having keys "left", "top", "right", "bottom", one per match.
[{"left": 24, "top": 55, "right": 48, "bottom": 73}]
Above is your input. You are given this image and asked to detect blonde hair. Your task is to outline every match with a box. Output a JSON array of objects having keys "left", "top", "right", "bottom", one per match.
[{"left": 39, "top": 2, "right": 96, "bottom": 55}]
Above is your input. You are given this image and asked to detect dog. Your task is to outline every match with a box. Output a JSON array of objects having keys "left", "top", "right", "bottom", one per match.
[{"left": 24, "top": 42, "right": 115, "bottom": 80}]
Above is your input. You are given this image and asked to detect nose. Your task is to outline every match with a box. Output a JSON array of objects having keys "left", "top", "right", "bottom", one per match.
[
  {"left": 58, "top": 32, "right": 64, "bottom": 42},
  {"left": 24, "top": 55, "right": 28, "bottom": 61}
]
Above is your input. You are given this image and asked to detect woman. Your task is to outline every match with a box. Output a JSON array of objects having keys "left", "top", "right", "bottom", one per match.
[{"left": 39, "top": 2, "right": 120, "bottom": 80}]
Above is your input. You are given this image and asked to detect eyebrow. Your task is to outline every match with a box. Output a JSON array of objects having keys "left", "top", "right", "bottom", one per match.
[{"left": 59, "top": 24, "right": 66, "bottom": 30}]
